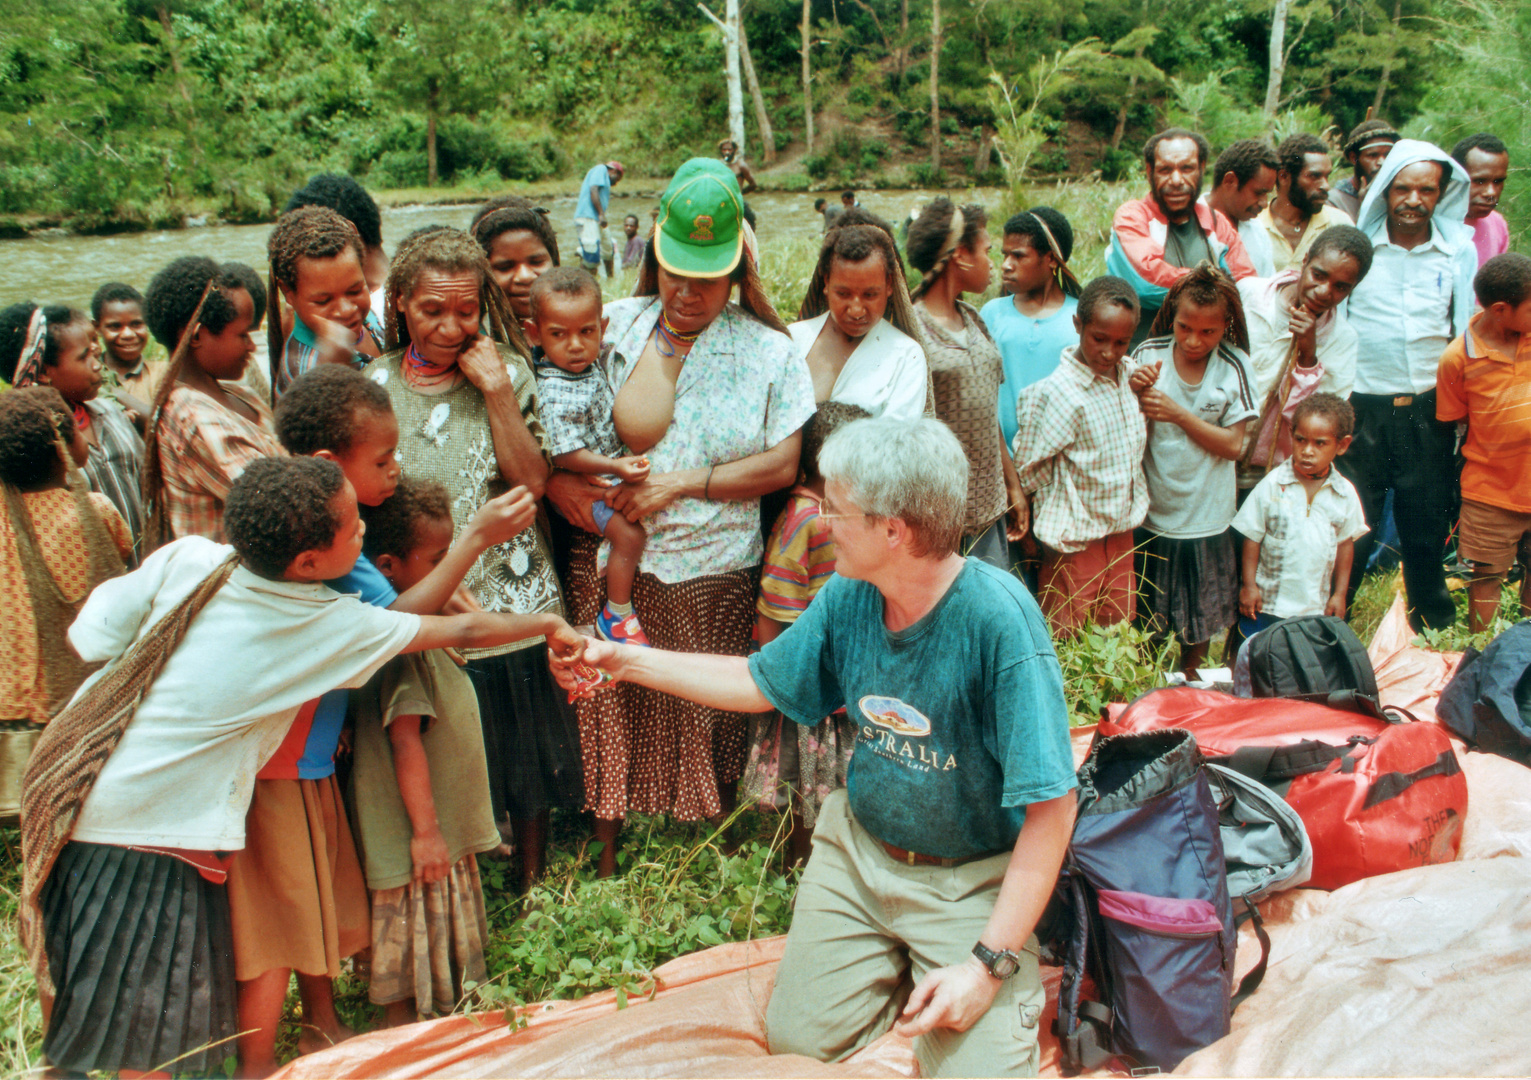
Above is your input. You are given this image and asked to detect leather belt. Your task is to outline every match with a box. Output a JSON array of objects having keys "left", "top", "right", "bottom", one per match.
[
  {"left": 1392, "top": 395, "right": 1414, "bottom": 407},
  {"left": 879, "top": 840, "right": 1006, "bottom": 868}
]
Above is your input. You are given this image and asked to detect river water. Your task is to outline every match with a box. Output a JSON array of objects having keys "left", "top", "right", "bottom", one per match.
[{"left": 0, "top": 188, "right": 996, "bottom": 310}]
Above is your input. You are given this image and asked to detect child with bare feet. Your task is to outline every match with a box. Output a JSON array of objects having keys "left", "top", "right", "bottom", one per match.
[
  {"left": 351, "top": 477, "right": 504, "bottom": 1025},
  {"left": 528, "top": 267, "right": 653, "bottom": 646}
]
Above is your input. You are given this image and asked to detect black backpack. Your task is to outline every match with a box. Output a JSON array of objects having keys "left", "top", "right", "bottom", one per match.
[
  {"left": 1046, "top": 729, "right": 1249, "bottom": 1074},
  {"left": 1437, "top": 621, "right": 1531, "bottom": 764},
  {"left": 1247, "top": 614, "right": 1377, "bottom": 700}
]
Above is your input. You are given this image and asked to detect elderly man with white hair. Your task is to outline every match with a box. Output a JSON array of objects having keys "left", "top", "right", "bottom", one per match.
[{"left": 553, "top": 416, "right": 1076, "bottom": 1078}]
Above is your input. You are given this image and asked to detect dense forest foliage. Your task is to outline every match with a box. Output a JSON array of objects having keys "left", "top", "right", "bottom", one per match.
[{"left": 0, "top": 0, "right": 1524, "bottom": 235}]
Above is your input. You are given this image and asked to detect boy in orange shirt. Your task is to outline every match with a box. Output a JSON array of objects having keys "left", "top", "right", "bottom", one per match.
[{"left": 1436, "top": 253, "right": 1531, "bottom": 631}]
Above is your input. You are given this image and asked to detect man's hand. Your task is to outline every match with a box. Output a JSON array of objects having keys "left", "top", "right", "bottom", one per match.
[
  {"left": 466, "top": 486, "right": 537, "bottom": 548},
  {"left": 1129, "top": 360, "right": 1161, "bottom": 395},
  {"left": 611, "top": 455, "right": 652, "bottom": 484},
  {"left": 410, "top": 825, "right": 451, "bottom": 884},
  {"left": 1286, "top": 302, "right": 1319, "bottom": 366},
  {"left": 1239, "top": 583, "right": 1263, "bottom": 620},
  {"left": 458, "top": 336, "right": 512, "bottom": 394},
  {"left": 1325, "top": 591, "right": 1347, "bottom": 619},
  {"left": 893, "top": 955, "right": 1001, "bottom": 1039}
]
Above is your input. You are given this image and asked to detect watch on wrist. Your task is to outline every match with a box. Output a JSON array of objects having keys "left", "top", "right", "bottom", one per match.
[{"left": 972, "top": 941, "right": 1022, "bottom": 980}]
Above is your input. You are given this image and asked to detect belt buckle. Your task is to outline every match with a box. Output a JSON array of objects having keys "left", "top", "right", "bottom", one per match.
[
  {"left": 906, "top": 850, "right": 917, "bottom": 866},
  {"left": 1393, "top": 395, "right": 1414, "bottom": 407}
]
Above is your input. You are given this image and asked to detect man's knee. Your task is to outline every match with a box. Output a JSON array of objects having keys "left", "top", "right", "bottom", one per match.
[{"left": 765, "top": 993, "right": 859, "bottom": 1061}]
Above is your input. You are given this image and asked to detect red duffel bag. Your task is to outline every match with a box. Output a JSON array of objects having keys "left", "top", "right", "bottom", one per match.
[{"left": 1099, "top": 687, "right": 1467, "bottom": 891}]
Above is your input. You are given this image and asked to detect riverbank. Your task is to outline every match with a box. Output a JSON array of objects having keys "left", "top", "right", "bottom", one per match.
[{"left": 0, "top": 159, "right": 1035, "bottom": 240}]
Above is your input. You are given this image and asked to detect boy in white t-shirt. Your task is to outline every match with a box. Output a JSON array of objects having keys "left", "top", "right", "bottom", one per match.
[
  {"left": 25, "top": 456, "right": 584, "bottom": 1079},
  {"left": 1233, "top": 393, "right": 1368, "bottom": 637}
]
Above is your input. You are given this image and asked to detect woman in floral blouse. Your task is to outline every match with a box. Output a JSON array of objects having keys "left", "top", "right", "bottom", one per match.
[{"left": 548, "top": 159, "right": 814, "bottom": 876}]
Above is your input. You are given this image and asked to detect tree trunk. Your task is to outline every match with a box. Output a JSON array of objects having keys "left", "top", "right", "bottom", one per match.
[
  {"left": 801, "top": 0, "right": 814, "bottom": 153},
  {"left": 1371, "top": 0, "right": 1403, "bottom": 116},
  {"left": 1110, "top": 0, "right": 1151, "bottom": 152},
  {"left": 974, "top": 124, "right": 993, "bottom": 176},
  {"left": 156, "top": 5, "right": 194, "bottom": 110},
  {"left": 738, "top": 8, "right": 775, "bottom": 162},
  {"left": 1264, "top": 0, "right": 1290, "bottom": 117},
  {"left": 897, "top": 0, "right": 909, "bottom": 90},
  {"left": 426, "top": 79, "right": 439, "bottom": 188},
  {"left": 929, "top": 0, "right": 941, "bottom": 171},
  {"left": 724, "top": 0, "right": 745, "bottom": 153}
]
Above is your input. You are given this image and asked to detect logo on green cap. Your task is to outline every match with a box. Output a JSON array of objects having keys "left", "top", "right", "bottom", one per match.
[{"left": 690, "top": 215, "right": 715, "bottom": 242}]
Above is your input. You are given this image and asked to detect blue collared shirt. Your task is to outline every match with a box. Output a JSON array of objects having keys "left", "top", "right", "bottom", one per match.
[{"left": 1345, "top": 223, "right": 1460, "bottom": 396}]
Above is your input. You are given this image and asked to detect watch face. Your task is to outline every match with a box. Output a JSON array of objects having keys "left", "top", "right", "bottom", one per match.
[{"left": 992, "top": 952, "right": 1020, "bottom": 979}]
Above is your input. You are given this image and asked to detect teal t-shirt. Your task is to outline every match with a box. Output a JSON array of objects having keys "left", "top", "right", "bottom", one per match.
[
  {"left": 981, "top": 293, "right": 1079, "bottom": 450},
  {"left": 747, "top": 559, "right": 1076, "bottom": 859}
]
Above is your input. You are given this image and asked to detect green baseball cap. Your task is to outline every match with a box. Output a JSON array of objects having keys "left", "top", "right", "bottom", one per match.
[{"left": 653, "top": 158, "right": 745, "bottom": 278}]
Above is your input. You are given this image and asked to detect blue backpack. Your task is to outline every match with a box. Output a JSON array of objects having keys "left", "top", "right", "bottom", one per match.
[
  {"left": 1438, "top": 621, "right": 1531, "bottom": 764},
  {"left": 1047, "top": 729, "right": 1263, "bottom": 1073}
]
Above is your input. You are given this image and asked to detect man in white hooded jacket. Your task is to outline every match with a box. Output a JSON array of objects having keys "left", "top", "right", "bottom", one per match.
[{"left": 1337, "top": 139, "right": 1477, "bottom": 630}]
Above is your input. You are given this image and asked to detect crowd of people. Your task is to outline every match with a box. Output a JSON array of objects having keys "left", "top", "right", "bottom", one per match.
[{"left": 1, "top": 113, "right": 1526, "bottom": 1079}]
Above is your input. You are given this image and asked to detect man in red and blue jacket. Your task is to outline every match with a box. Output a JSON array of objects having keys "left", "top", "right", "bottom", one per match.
[{"left": 1107, "top": 127, "right": 1257, "bottom": 343}]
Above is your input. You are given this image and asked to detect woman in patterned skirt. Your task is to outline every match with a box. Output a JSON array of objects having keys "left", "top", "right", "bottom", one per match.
[{"left": 547, "top": 159, "right": 814, "bottom": 877}]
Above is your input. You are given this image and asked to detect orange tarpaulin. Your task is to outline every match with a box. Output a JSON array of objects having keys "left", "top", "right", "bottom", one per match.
[{"left": 279, "top": 596, "right": 1531, "bottom": 1078}]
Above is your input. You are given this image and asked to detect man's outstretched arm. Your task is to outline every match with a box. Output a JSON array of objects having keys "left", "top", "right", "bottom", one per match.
[{"left": 550, "top": 637, "right": 774, "bottom": 714}]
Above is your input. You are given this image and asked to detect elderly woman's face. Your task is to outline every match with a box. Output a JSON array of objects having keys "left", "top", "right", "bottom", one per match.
[
  {"left": 399, "top": 269, "right": 482, "bottom": 365},
  {"left": 657, "top": 266, "right": 733, "bottom": 336}
]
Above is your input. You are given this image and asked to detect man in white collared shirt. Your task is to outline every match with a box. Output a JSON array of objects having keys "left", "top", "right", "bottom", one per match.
[{"left": 1337, "top": 140, "right": 1477, "bottom": 630}]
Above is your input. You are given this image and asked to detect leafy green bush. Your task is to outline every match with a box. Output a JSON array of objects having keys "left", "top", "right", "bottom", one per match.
[
  {"left": 803, "top": 154, "right": 832, "bottom": 181},
  {"left": 909, "top": 162, "right": 944, "bottom": 187},
  {"left": 1055, "top": 621, "right": 1173, "bottom": 723}
]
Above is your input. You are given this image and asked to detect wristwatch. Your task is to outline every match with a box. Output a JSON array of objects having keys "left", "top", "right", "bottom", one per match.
[{"left": 972, "top": 941, "right": 1022, "bottom": 980}]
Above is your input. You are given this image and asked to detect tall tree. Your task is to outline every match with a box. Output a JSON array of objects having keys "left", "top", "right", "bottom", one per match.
[
  {"left": 699, "top": 1, "right": 746, "bottom": 153},
  {"left": 801, "top": 0, "right": 814, "bottom": 153},
  {"left": 737, "top": 10, "right": 776, "bottom": 164},
  {"left": 380, "top": 0, "right": 497, "bottom": 187},
  {"left": 1264, "top": 0, "right": 1291, "bottom": 116},
  {"left": 929, "top": 0, "right": 942, "bottom": 170}
]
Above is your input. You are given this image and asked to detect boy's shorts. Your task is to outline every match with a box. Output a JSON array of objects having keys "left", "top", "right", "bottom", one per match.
[
  {"left": 592, "top": 498, "right": 616, "bottom": 534},
  {"left": 1458, "top": 498, "right": 1531, "bottom": 577}
]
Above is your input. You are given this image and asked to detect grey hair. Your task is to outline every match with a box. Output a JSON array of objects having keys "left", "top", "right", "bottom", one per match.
[{"left": 818, "top": 416, "right": 968, "bottom": 558}]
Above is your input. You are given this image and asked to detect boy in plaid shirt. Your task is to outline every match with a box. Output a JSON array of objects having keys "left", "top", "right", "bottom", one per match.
[
  {"left": 527, "top": 268, "right": 653, "bottom": 646},
  {"left": 1013, "top": 276, "right": 1149, "bottom": 633}
]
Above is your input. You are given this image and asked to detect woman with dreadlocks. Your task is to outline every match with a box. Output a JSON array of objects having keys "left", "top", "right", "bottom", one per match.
[
  {"left": 364, "top": 226, "right": 581, "bottom": 895},
  {"left": 907, "top": 197, "right": 1027, "bottom": 571},
  {"left": 548, "top": 159, "right": 813, "bottom": 878}
]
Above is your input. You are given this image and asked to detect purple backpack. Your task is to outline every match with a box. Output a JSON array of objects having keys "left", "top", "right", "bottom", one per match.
[{"left": 1047, "top": 729, "right": 1254, "bottom": 1073}]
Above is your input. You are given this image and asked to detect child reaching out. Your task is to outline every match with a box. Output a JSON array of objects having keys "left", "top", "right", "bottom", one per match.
[
  {"left": 1012, "top": 275, "right": 1148, "bottom": 635},
  {"left": 1436, "top": 253, "right": 1531, "bottom": 632},
  {"left": 228, "top": 365, "right": 540, "bottom": 1078},
  {"left": 21, "top": 455, "right": 583, "bottom": 1079},
  {"left": 0, "top": 388, "right": 131, "bottom": 725},
  {"left": 350, "top": 477, "right": 503, "bottom": 1024},
  {"left": 528, "top": 267, "right": 654, "bottom": 646},
  {"left": 1232, "top": 393, "right": 1367, "bottom": 637},
  {"left": 267, "top": 206, "right": 385, "bottom": 400},
  {"left": 1128, "top": 265, "right": 1259, "bottom": 678}
]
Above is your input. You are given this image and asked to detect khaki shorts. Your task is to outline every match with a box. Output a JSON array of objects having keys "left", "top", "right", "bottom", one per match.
[{"left": 1458, "top": 498, "right": 1531, "bottom": 577}]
